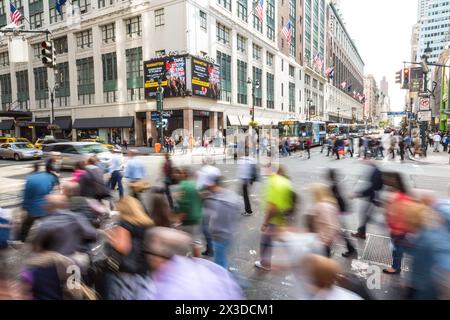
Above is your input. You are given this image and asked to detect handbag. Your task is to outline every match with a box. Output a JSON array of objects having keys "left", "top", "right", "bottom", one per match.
[{"left": 129, "top": 180, "right": 151, "bottom": 193}]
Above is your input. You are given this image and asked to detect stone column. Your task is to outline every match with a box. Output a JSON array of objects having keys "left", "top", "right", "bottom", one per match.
[
  {"left": 209, "top": 111, "right": 218, "bottom": 131},
  {"left": 115, "top": 18, "right": 127, "bottom": 103},
  {"left": 135, "top": 116, "right": 143, "bottom": 146},
  {"left": 67, "top": 32, "right": 78, "bottom": 108},
  {"left": 92, "top": 25, "right": 103, "bottom": 104},
  {"left": 183, "top": 109, "right": 193, "bottom": 135}
]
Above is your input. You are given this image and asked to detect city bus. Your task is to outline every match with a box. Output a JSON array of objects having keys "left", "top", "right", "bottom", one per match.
[
  {"left": 327, "top": 123, "right": 350, "bottom": 136},
  {"left": 278, "top": 120, "right": 326, "bottom": 149}
]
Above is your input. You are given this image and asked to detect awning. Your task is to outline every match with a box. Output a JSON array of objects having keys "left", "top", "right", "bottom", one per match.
[
  {"left": 0, "top": 120, "right": 14, "bottom": 130},
  {"left": 73, "top": 116, "right": 134, "bottom": 129},
  {"left": 227, "top": 115, "right": 241, "bottom": 126},
  {"left": 256, "top": 118, "right": 275, "bottom": 126},
  {"left": 55, "top": 117, "right": 72, "bottom": 130},
  {"left": 240, "top": 116, "right": 251, "bottom": 126}
]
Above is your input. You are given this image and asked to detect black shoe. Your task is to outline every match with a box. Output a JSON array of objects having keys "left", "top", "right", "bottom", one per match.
[
  {"left": 342, "top": 250, "right": 357, "bottom": 258},
  {"left": 351, "top": 232, "right": 366, "bottom": 240},
  {"left": 383, "top": 268, "right": 400, "bottom": 275}
]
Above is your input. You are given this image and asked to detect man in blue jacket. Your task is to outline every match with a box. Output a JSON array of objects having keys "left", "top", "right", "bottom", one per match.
[{"left": 20, "top": 162, "right": 59, "bottom": 241}]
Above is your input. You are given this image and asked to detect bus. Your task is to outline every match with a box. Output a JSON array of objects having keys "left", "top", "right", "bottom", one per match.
[
  {"left": 327, "top": 123, "right": 350, "bottom": 136},
  {"left": 278, "top": 120, "right": 326, "bottom": 149}
]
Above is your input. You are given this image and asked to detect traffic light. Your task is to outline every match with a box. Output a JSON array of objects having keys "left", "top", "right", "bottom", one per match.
[
  {"left": 402, "top": 67, "right": 410, "bottom": 89},
  {"left": 41, "top": 41, "right": 56, "bottom": 68},
  {"left": 395, "top": 70, "right": 402, "bottom": 84}
]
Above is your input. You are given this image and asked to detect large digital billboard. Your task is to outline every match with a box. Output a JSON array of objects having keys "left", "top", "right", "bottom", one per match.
[
  {"left": 144, "top": 56, "right": 186, "bottom": 99},
  {"left": 191, "top": 58, "right": 221, "bottom": 100}
]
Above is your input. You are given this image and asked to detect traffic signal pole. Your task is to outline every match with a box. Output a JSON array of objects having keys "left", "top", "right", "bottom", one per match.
[{"left": 157, "top": 80, "right": 164, "bottom": 150}]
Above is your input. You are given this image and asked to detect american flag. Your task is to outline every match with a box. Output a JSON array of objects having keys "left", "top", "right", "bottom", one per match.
[
  {"left": 255, "top": 0, "right": 264, "bottom": 22},
  {"left": 281, "top": 20, "right": 293, "bottom": 46},
  {"left": 313, "top": 53, "right": 323, "bottom": 71},
  {"left": 10, "top": 3, "right": 22, "bottom": 25}
]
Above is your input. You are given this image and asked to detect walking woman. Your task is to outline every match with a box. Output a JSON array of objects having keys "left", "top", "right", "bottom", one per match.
[
  {"left": 100, "top": 197, "right": 153, "bottom": 300},
  {"left": 382, "top": 172, "right": 412, "bottom": 275}
]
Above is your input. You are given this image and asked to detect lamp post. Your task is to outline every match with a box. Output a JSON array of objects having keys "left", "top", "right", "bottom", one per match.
[
  {"left": 247, "top": 78, "right": 260, "bottom": 123},
  {"left": 420, "top": 42, "right": 433, "bottom": 156},
  {"left": 307, "top": 98, "right": 312, "bottom": 121},
  {"left": 48, "top": 84, "right": 59, "bottom": 137}
]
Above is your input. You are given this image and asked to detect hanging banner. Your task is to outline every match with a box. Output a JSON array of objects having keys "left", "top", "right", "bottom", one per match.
[
  {"left": 191, "top": 57, "right": 221, "bottom": 99},
  {"left": 144, "top": 55, "right": 186, "bottom": 99},
  {"left": 8, "top": 37, "right": 28, "bottom": 63}
]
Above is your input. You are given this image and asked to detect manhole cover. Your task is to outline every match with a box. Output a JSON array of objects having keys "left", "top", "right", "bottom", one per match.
[{"left": 361, "top": 234, "right": 410, "bottom": 271}]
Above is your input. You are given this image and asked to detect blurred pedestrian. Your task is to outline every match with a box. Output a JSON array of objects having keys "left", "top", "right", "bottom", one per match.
[
  {"left": 124, "top": 149, "right": 148, "bottom": 200},
  {"left": 351, "top": 161, "right": 383, "bottom": 240},
  {"left": 99, "top": 196, "right": 153, "bottom": 300},
  {"left": 71, "top": 161, "right": 87, "bottom": 183},
  {"left": 137, "top": 227, "right": 243, "bottom": 300},
  {"left": 305, "top": 138, "right": 311, "bottom": 159},
  {"left": 162, "top": 153, "right": 174, "bottom": 209},
  {"left": 433, "top": 132, "right": 441, "bottom": 152},
  {"left": 149, "top": 191, "right": 173, "bottom": 228},
  {"left": 255, "top": 166, "right": 294, "bottom": 271},
  {"left": 79, "top": 156, "right": 111, "bottom": 201},
  {"left": 239, "top": 152, "right": 256, "bottom": 216},
  {"left": 201, "top": 166, "right": 241, "bottom": 269},
  {"left": 301, "top": 254, "right": 363, "bottom": 300},
  {"left": 327, "top": 170, "right": 357, "bottom": 258},
  {"left": 109, "top": 149, "right": 124, "bottom": 199},
  {"left": 173, "top": 167, "right": 203, "bottom": 257},
  {"left": 307, "top": 184, "right": 341, "bottom": 257},
  {"left": 20, "top": 162, "right": 59, "bottom": 242}
]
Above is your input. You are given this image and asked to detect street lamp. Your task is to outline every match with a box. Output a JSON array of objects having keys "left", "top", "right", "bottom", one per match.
[
  {"left": 307, "top": 98, "right": 313, "bottom": 121},
  {"left": 247, "top": 78, "right": 260, "bottom": 123},
  {"left": 419, "top": 42, "right": 433, "bottom": 156}
]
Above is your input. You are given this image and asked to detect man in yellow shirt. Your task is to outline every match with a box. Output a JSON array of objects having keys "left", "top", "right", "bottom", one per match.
[{"left": 255, "top": 166, "right": 295, "bottom": 271}]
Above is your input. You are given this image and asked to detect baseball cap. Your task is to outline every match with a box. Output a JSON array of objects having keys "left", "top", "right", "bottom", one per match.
[{"left": 197, "top": 165, "right": 221, "bottom": 190}]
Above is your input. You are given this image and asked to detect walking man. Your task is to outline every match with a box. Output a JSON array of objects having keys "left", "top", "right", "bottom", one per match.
[
  {"left": 433, "top": 132, "right": 441, "bottom": 152},
  {"left": 239, "top": 153, "right": 255, "bottom": 216},
  {"left": 109, "top": 149, "right": 124, "bottom": 198}
]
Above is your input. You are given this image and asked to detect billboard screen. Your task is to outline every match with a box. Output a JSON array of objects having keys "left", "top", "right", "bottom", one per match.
[
  {"left": 191, "top": 58, "right": 221, "bottom": 99},
  {"left": 144, "top": 56, "right": 186, "bottom": 99}
]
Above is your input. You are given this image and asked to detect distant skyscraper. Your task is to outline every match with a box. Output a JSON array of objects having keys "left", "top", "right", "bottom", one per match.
[
  {"left": 380, "top": 76, "right": 389, "bottom": 97},
  {"left": 417, "top": 0, "right": 431, "bottom": 22},
  {"left": 418, "top": 0, "right": 450, "bottom": 64}
]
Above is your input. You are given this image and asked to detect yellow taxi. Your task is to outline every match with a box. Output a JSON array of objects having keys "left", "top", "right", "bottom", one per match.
[
  {"left": 0, "top": 137, "right": 31, "bottom": 144},
  {"left": 81, "top": 138, "right": 114, "bottom": 151}
]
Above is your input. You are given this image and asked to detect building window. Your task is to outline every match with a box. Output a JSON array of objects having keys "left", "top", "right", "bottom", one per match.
[
  {"left": 101, "top": 23, "right": 115, "bottom": 43},
  {"left": 289, "top": 65, "right": 295, "bottom": 77},
  {"left": 126, "top": 47, "right": 144, "bottom": 101},
  {"left": 0, "top": 74, "right": 12, "bottom": 111},
  {"left": 217, "top": 51, "right": 231, "bottom": 102},
  {"left": 252, "top": 44, "right": 262, "bottom": 61},
  {"left": 126, "top": 16, "right": 142, "bottom": 38},
  {"left": 0, "top": 52, "right": 8, "bottom": 66},
  {"left": 54, "top": 36, "right": 68, "bottom": 54},
  {"left": 237, "top": 34, "right": 246, "bottom": 53},
  {"left": 155, "top": 49, "right": 166, "bottom": 56},
  {"left": 266, "top": 72, "right": 274, "bottom": 109},
  {"left": 266, "top": 52, "right": 273, "bottom": 66},
  {"left": 16, "top": 70, "right": 29, "bottom": 110},
  {"left": 237, "top": 0, "right": 247, "bottom": 22},
  {"left": 76, "top": 29, "right": 93, "bottom": 49},
  {"left": 98, "top": 0, "right": 113, "bottom": 8},
  {"left": 252, "top": 67, "right": 262, "bottom": 107},
  {"left": 281, "top": 83, "right": 284, "bottom": 96},
  {"left": 216, "top": 23, "right": 230, "bottom": 45},
  {"left": 155, "top": 8, "right": 164, "bottom": 27},
  {"left": 237, "top": 60, "right": 247, "bottom": 105},
  {"left": 32, "top": 43, "right": 41, "bottom": 60},
  {"left": 34, "top": 67, "right": 48, "bottom": 109},
  {"left": 55, "top": 62, "right": 70, "bottom": 107},
  {"left": 253, "top": 14, "right": 262, "bottom": 33},
  {"left": 289, "top": 82, "right": 295, "bottom": 112},
  {"left": 30, "top": 12, "right": 44, "bottom": 30},
  {"left": 199, "top": 11, "right": 207, "bottom": 30},
  {"left": 76, "top": 57, "right": 95, "bottom": 105},
  {"left": 73, "top": 0, "right": 91, "bottom": 14},
  {"left": 102, "top": 52, "right": 118, "bottom": 102},
  {"left": 266, "top": 0, "right": 275, "bottom": 41},
  {"left": 217, "top": 0, "right": 231, "bottom": 11}
]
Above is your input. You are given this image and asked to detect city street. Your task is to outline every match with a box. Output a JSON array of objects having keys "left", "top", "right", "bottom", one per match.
[{"left": 1, "top": 144, "right": 449, "bottom": 300}]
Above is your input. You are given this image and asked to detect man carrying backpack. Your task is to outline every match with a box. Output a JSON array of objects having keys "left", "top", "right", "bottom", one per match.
[{"left": 238, "top": 153, "right": 258, "bottom": 216}]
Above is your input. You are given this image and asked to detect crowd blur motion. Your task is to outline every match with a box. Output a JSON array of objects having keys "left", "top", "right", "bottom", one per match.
[{"left": 0, "top": 131, "right": 449, "bottom": 301}]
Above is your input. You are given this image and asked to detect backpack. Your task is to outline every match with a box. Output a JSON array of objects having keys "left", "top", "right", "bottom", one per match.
[
  {"left": 250, "top": 163, "right": 260, "bottom": 183},
  {"left": 285, "top": 190, "right": 299, "bottom": 225}
]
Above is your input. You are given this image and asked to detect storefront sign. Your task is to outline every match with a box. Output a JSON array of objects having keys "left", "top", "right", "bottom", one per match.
[
  {"left": 144, "top": 55, "right": 187, "bottom": 99},
  {"left": 191, "top": 58, "right": 221, "bottom": 99}
]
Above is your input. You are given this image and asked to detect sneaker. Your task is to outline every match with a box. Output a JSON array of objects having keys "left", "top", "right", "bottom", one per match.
[
  {"left": 242, "top": 212, "right": 253, "bottom": 216},
  {"left": 254, "top": 261, "right": 271, "bottom": 271}
]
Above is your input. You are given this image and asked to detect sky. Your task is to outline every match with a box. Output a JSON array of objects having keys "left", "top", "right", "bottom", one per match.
[{"left": 338, "top": 0, "right": 418, "bottom": 111}]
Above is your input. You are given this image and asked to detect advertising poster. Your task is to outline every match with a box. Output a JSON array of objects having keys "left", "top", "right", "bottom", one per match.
[
  {"left": 144, "top": 56, "right": 186, "bottom": 99},
  {"left": 191, "top": 58, "right": 221, "bottom": 99}
]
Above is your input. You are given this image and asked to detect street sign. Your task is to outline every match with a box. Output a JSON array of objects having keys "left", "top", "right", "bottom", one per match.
[
  {"left": 417, "top": 110, "right": 432, "bottom": 122},
  {"left": 387, "top": 112, "right": 407, "bottom": 116},
  {"left": 419, "top": 97, "right": 430, "bottom": 111}
]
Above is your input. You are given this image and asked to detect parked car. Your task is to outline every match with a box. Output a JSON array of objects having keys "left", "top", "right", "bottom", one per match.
[
  {"left": 42, "top": 142, "right": 112, "bottom": 170},
  {"left": 0, "top": 137, "right": 31, "bottom": 144},
  {"left": 0, "top": 142, "right": 43, "bottom": 161},
  {"left": 35, "top": 138, "right": 69, "bottom": 149}
]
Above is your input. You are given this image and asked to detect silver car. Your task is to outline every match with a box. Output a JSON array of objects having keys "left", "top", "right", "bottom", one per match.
[
  {"left": 0, "top": 142, "right": 43, "bottom": 161},
  {"left": 42, "top": 142, "right": 113, "bottom": 170}
]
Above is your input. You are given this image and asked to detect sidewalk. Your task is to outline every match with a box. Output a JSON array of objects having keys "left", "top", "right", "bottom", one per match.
[{"left": 409, "top": 149, "right": 449, "bottom": 165}]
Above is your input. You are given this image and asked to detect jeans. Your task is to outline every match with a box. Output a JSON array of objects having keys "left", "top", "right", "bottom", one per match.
[
  {"left": 391, "top": 234, "right": 406, "bottom": 271},
  {"left": 110, "top": 170, "right": 124, "bottom": 198},
  {"left": 242, "top": 181, "right": 252, "bottom": 214},
  {"left": 434, "top": 142, "right": 440, "bottom": 152},
  {"left": 260, "top": 224, "right": 277, "bottom": 268},
  {"left": 212, "top": 239, "right": 231, "bottom": 269}
]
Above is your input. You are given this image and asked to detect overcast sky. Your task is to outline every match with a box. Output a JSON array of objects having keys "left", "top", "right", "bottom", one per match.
[{"left": 338, "top": 0, "right": 418, "bottom": 111}]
